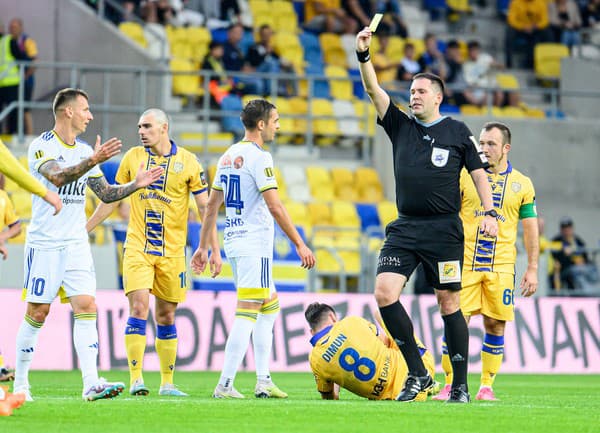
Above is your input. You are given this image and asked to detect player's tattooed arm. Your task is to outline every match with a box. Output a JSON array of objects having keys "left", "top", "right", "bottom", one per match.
[
  {"left": 87, "top": 176, "right": 138, "bottom": 203},
  {"left": 39, "top": 159, "right": 98, "bottom": 187}
]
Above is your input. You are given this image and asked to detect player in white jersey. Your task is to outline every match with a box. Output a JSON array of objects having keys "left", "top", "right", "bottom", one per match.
[
  {"left": 13, "top": 88, "right": 162, "bottom": 402},
  {"left": 192, "top": 99, "right": 315, "bottom": 399}
]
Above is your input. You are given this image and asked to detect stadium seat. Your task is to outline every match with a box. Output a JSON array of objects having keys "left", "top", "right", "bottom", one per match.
[
  {"left": 354, "top": 167, "right": 383, "bottom": 191},
  {"left": 355, "top": 203, "right": 382, "bottom": 234},
  {"left": 283, "top": 200, "right": 312, "bottom": 235},
  {"left": 332, "top": 99, "right": 361, "bottom": 138},
  {"left": 534, "top": 43, "right": 570, "bottom": 81},
  {"left": 178, "top": 132, "right": 234, "bottom": 154},
  {"left": 220, "top": 95, "right": 244, "bottom": 138},
  {"left": 307, "top": 201, "right": 332, "bottom": 227},
  {"left": 320, "top": 33, "right": 348, "bottom": 68},
  {"left": 185, "top": 26, "right": 211, "bottom": 63},
  {"left": 272, "top": 97, "right": 297, "bottom": 142},
  {"left": 325, "top": 65, "right": 353, "bottom": 101},
  {"left": 10, "top": 190, "right": 31, "bottom": 218},
  {"left": 460, "top": 104, "right": 483, "bottom": 116},
  {"left": 385, "top": 36, "right": 405, "bottom": 60},
  {"left": 331, "top": 200, "right": 361, "bottom": 229},
  {"left": 496, "top": 73, "right": 520, "bottom": 90},
  {"left": 118, "top": 22, "right": 148, "bottom": 48},
  {"left": 288, "top": 97, "right": 308, "bottom": 132},
  {"left": 170, "top": 58, "right": 203, "bottom": 98},
  {"left": 406, "top": 38, "right": 426, "bottom": 59},
  {"left": 501, "top": 106, "right": 526, "bottom": 118},
  {"left": 311, "top": 98, "right": 339, "bottom": 145},
  {"left": 353, "top": 100, "right": 377, "bottom": 137},
  {"left": 524, "top": 107, "right": 546, "bottom": 118},
  {"left": 330, "top": 167, "right": 354, "bottom": 189},
  {"left": 377, "top": 200, "right": 398, "bottom": 227}
]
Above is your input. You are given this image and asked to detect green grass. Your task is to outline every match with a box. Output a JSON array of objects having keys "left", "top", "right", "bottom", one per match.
[{"left": 3, "top": 371, "right": 599, "bottom": 433}]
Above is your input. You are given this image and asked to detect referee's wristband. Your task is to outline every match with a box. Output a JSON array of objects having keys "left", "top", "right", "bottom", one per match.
[{"left": 356, "top": 49, "right": 370, "bottom": 63}]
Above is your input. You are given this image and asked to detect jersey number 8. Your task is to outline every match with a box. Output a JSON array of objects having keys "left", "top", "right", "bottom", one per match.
[{"left": 339, "top": 347, "right": 376, "bottom": 381}]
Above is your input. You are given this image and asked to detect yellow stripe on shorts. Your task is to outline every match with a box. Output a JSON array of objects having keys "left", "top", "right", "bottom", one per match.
[
  {"left": 260, "top": 298, "right": 280, "bottom": 314},
  {"left": 238, "top": 287, "right": 270, "bottom": 300}
]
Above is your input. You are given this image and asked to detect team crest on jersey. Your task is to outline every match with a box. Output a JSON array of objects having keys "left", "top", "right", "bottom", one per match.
[
  {"left": 173, "top": 162, "right": 184, "bottom": 173},
  {"left": 34, "top": 150, "right": 44, "bottom": 160},
  {"left": 234, "top": 156, "right": 244, "bottom": 169},
  {"left": 511, "top": 182, "right": 521, "bottom": 192},
  {"left": 438, "top": 260, "right": 461, "bottom": 283},
  {"left": 264, "top": 167, "right": 274, "bottom": 178},
  {"left": 221, "top": 155, "right": 232, "bottom": 167},
  {"left": 431, "top": 147, "right": 449, "bottom": 167}
]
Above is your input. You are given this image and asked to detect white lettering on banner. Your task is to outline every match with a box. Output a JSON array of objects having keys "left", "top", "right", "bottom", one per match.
[{"left": 0, "top": 290, "right": 598, "bottom": 373}]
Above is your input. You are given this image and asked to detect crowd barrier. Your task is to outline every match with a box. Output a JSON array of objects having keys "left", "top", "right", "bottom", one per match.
[{"left": 0, "top": 289, "right": 598, "bottom": 373}]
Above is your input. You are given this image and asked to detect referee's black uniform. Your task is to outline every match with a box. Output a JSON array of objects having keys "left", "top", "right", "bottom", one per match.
[{"left": 376, "top": 102, "right": 489, "bottom": 289}]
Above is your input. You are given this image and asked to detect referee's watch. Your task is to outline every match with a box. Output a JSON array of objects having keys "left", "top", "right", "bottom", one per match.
[{"left": 483, "top": 209, "right": 498, "bottom": 218}]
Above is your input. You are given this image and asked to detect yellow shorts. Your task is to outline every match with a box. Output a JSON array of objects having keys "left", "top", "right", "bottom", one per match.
[
  {"left": 123, "top": 251, "right": 187, "bottom": 303},
  {"left": 460, "top": 269, "right": 515, "bottom": 321}
]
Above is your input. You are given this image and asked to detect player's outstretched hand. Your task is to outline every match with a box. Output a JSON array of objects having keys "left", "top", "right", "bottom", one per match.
[
  {"left": 297, "top": 244, "right": 316, "bottom": 269},
  {"left": 92, "top": 135, "right": 122, "bottom": 164},
  {"left": 43, "top": 190, "right": 62, "bottom": 215},
  {"left": 134, "top": 162, "right": 164, "bottom": 188},
  {"left": 191, "top": 247, "right": 209, "bottom": 275},
  {"left": 356, "top": 26, "right": 372, "bottom": 52},
  {"left": 520, "top": 267, "right": 538, "bottom": 297},
  {"left": 209, "top": 251, "right": 222, "bottom": 278}
]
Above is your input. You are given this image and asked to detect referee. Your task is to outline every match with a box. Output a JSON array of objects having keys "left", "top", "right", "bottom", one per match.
[{"left": 356, "top": 27, "right": 498, "bottom": 403}]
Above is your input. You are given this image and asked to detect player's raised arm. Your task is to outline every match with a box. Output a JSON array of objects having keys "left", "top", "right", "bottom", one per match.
[{"left": 356, "top": 27, "right": 390, "bottom": 120}]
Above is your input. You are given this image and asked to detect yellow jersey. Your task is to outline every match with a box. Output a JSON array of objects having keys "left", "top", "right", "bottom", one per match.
[
  {"left": 0, "top": 139, "right": 47, "bottom": 198},
  {"left": 460, "top": 163, "right": 537, "bottom": 274},
  {"left": 115, "top": 142, "right": 208, "bottom": 257},
  {"left": 309, "top": 316, "right": 433, "bottom": 400},
  {"left": 0, "top": 190, "right": 19, "bottom": 230}
]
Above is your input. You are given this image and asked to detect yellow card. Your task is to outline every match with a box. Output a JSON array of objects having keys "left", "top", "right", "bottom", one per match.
[{"left": 369, "top": 13, "right": 383, "bottom": 32}]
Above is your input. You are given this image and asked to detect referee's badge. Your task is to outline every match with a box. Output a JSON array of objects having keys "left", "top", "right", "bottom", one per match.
[
  {"left": 438, "top": 260, "right": 461, "bottom": 284},
  {"left": 431, "top": 147, "right": 449, "bottom": 167}
]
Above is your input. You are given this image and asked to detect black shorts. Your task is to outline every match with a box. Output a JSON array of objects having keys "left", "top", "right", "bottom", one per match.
[{"left": 376, "top": 214, "right": 464, "bottom": 291}]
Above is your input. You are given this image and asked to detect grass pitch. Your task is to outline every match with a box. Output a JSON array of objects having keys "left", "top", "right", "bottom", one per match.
[{"left": 2, "top": 371, "right": 598, "bottom": 433}]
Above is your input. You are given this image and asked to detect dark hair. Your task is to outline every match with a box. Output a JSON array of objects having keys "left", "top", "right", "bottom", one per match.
[
  {"left": 52, "top": 88, "right": 89, "bottom": 115},
  {"left": 304, "top": 302, "right": 335, "bottom": 331},
  {"left": 209, "top": 41, "right": 223, "bottom": 50},
  {"left": 482, "top": 121, "right": 511, "bottom": 145},
  {"left": 241, "top": 99, "right": 276, "bottom": 130},
  {"left": 412, "top": 72, "right": 445, "bottom": 94},
  {"left": 467, "top": 40, "right": 481, "bottom": 50},
  {"left": 446, "top": 40, "right": 460, "bottom": 49}
]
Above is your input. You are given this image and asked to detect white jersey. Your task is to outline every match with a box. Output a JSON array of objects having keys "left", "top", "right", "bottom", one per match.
[
  {"left": 212, "top": 141, "right": 277, "bottom": 258},
  {"left": 26, "top": 130, "right": 103, "bottom": 248}
]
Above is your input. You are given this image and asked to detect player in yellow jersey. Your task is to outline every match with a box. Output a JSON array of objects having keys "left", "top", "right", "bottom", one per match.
[
  {"left": 87, "top": 108, "right": 222, "bottom": 397},
  {"left": 305, "top": 302, "right": 436, "bottom": 400},
  {"left": 434, "top": 122, "right": 539, "bottom": 401}
]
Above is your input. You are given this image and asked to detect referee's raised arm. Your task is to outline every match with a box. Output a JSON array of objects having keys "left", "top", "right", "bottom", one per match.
[{"left": 356, "top": 27, "right": 390, "bottom": 120}]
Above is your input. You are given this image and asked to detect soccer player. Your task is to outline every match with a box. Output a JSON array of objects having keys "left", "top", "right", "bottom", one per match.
[
  {"left": 305, "top": 302, "right": 436, "bottom": 400},
  {"left": 13, "top": 88, "right": 163, "bottom": 402},
  {"left": 356, "top": 27, "right": 498, "bottom": 403},
  {"left": 191, "top": 99, "right": 316, "bottom": 399},
  {"left": 86, "top": 108, "right": 222, "bottom": 397},
  {"left": 434, "top": 122, "right": 539, "bottom": 401}
]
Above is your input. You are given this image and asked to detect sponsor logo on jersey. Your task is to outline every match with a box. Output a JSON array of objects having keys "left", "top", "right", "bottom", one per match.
[
  {"left": 221, "top": 155, "right": 232, "bottom": 168},
  {"left": 58, "top": 178, "right": 87, "bottom": 204},
  {"left": 57, "top": 155, "right": 65, "bottom": 162},
  {"left": 431, "top": 147, "right": 449, "bottom": 167},
  {"left": 264, "top": 167, "right": 274, "bottom": 178},
  {"left": 234, "top": 156, "right": 244, "bottom": 169},
  {"left": 438, "top": 260, "right": 461, "bottom": 283},
  {"left": 34, "top": 150, "right": 44, "bottom": 159}
]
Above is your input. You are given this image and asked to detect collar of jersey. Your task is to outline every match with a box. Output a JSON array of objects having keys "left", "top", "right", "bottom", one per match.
[
  {"left": 145, "top": 139, "right": 178, "bottom": 156},
  {"left": 51, "top": 130, "right": 76, "bottom": 148},
  {"left": 310, "top": 325, "right": 333, "bottom": 346},
  {"left": 414, "top": 115, "right": 447, "bottom": 128},
  {"left": 238, "top": 139, "right": 264, "bottom": 150},
  {"left": 486, "top": 160, "right": 512, "bottom": 176}
]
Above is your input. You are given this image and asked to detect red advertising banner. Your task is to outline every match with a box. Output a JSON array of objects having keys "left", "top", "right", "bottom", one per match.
[{"left": 0, "top": 289, "right": 598, "bottom": 373}]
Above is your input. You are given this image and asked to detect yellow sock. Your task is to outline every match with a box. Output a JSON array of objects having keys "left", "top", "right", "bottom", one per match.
[
  {"left": 441, "top": 339, "right": 453, "bottom": 385},
  {"left": 125, "top": 317, "right": 147, "bottom": 386},
  {"left": 0, "top": 354, "right": 5, "bottom": 368},
  {"left": 481, "top": 333, "right": 504, "bottom": 388},
  {"left": 156, "top": 324, "right": 178, "bottom": 386}
]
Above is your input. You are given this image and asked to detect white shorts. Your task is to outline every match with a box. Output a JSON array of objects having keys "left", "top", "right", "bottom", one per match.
[
  {"left": 230, "top": 256, "right": 275, "bottom": 301},
  {"left": 23, "top": 241, "right": 96, "bottom": 304}
]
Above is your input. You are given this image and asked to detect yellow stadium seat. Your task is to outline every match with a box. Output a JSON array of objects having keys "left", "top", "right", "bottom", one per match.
[
  {"left": 208, "top": 164, "right": 217, "bottom": 185},
  {"left": 377, "top": 200, "right": 397, "bottom": 227},
  {"left": 406, "top": 38, "right": 426, "bottom": 59},
  {"left": 118, "top": 22, "right": 147, "bottom": 48},
  {"left": 353, "top": 100, "right": 377, "bottom": 137},
  {"left": 534, "top": 43, "right": 570, "bottom": 80},
  {"left": 284, "top": 200, "right": 312, "bottom": 235},
  {"left": 331, "top": 201, "right": 361, "bottom": 229},
  {"left": 359, "top": 185, "right": 384, "bottom": 203},
  {"left": 320, "top": 33, "right": 348, "bottom": 67},
  {"left": 524, "top": 107, "right": 546, "bottom": 118},
  {"left": 385, "top": 36, "right": 405, "bottom": 61},
  {"left": 185, "top": 26, "right": 211, "bottom": 63},
  {"left": 501, "top": 106, "right": 526, "bottom": 118},
  {"left": 288, "top": 96, "right": 308, "bottom": 133},
  {"left": 330, "top": 167, "right": 354, "bottom": 188},
  {"left": 170, "top": 58, "right": 203, "bottom": 97},
  {"left": 11, "top": 190, "right": 31, "bottom": 218},
  {"left": 311, "top": 98, "right": 339, "bottom": 144},
  {"left": 355, "top": 167, "right": 382, "bottom": 189},
  {"left": 307, "top": 202, "right": 332, "bottom": 226},
  {"left": 325, "top": 65, "right": 353, "bottom": 101},
  {"left": 496, "top": 73, "right": 520, "bottom": 90},
  {"left": 249, "top": 0, "right": 270, "bottom": 15},
  {"left": 460, "top": 104, "right": 483, "bottom": 116},
  {"left": 306, "top": 166, "right": 331, "bottom": 186},
  {"left": 178, "top": 132, "right": 234, "bottom": 153}
]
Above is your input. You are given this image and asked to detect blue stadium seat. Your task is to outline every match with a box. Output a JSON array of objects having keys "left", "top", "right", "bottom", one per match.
[
  {"left": 210, "top": 27, "right": 228, "bottom": 43},
  {"left": 348, "top": 69, "right": 364, "bottom": 99},
  {"left": 220, "top": 95, "right": 244, "bottom": 138},
  {"left": 300, "top": 31, "right": 322, "bottom": 63},
  {"left": 355, "top": 203, "right": 382, "bottom": 236},
  {"left": 440, "top": 103, "right": 460, "bottom": 115},
  {"left": 100, "top": 160, "right": 120, "bottom": 184}
]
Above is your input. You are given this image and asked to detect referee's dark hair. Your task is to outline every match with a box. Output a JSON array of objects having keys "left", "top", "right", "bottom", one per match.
[
  {"left": 482, "top": 121, "right": 512, "bottom": 145},
  {"left": 53, "top": 88, "right": 89, "bottom": 116},
  {"left": 305, "top": 302, "right": 336, "bottom": 331},
  {"left": 241, "top": 99, "right": 276, "bottom": 130},
  {"left": 412, "top": 72, "right": 445, "bottom": 95}
]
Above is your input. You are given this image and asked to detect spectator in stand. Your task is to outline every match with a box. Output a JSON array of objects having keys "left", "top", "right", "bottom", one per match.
[
  {"left": 505, "top": 0, "right": 553, "bottom": 68},
  {"left": 223, "top": 23, "right": 264, "bottom": 95},
  {"left": 304, "top": 0, "right": 350, "bottom": 34},
  {"left": 397, "top": 42, "right": 422, "bottom": 82},
  {"left": 202, "top": 41, "right": 238, "bottom": 107},
  {"left": 0, "top": 21, "right": 27, "bottom": 134},
  {"left": 550, "top": 217, "right": 598, "bottom": 291},
  {"left": 8, "top": 18, "right": 37, "bottom": 135},
  {"left": 169, "top": 0, "right": 206, "bottom": 27},
  {"left": 463, "top": 40, "right": 505, "bottom": 107},
  {"left": 246, "top": 25, "right": 295, "bottom": 96},
  {"left": 581, "top": 0, "right": 600, "bottom": 29},
  {"left": 443, "top": 40, "right": 479, "bottom": 106},
  {"left": 343, "top": 0, "right": 408, "bottom": 37},
  {"left": 418, "top": 33, "right": 447, "bottom": 80},
  {"left": 549, "top": 0, "right": 582, "bottom": 50}
]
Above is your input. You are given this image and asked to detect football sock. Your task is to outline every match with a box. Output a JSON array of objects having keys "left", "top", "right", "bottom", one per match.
[
  {"left": 73, "top": 313, "right": 100, "bottom": 389},
  {"left": 442, "top": 310, "right": 469, "bottom": 389},
  {"left": 125, "top": 317, "right": 147, "bottom": 386},
  {"left": 379, "top": 301, "right": 428, "bottom": 376},
  {"left": 253, "top": 298, "right": 280, "bottom": 381},
  {"left": 14, "top": 315, "right": 43, "bottom": 389},
  {"left": 0, "top": 353, "right": 5, "bottom": 369},
  {"left": 441, "top": 337, "right": 454, "bottom": 385},
  {"left": 218, "top": 308, "right": 257, "bottom": 388},
  {"left": 481, "top": 333, "right": 504, "bottom": 388},
  {"left": 156, "top": 324, "right": 178, "bottom": 386}
]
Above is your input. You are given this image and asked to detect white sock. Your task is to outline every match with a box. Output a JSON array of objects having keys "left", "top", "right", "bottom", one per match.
[
  {"left": 218, "top": 318, "right": 255, "bottom": 388},
  {"left": 14, "top": 318, "right": 42, "bottom": 390},
  {"left": 73, "top": 316, "right": 99, "bottom": 390},
  {"left": 253, "top": 312, "right": 278, "bottom": 381}
]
